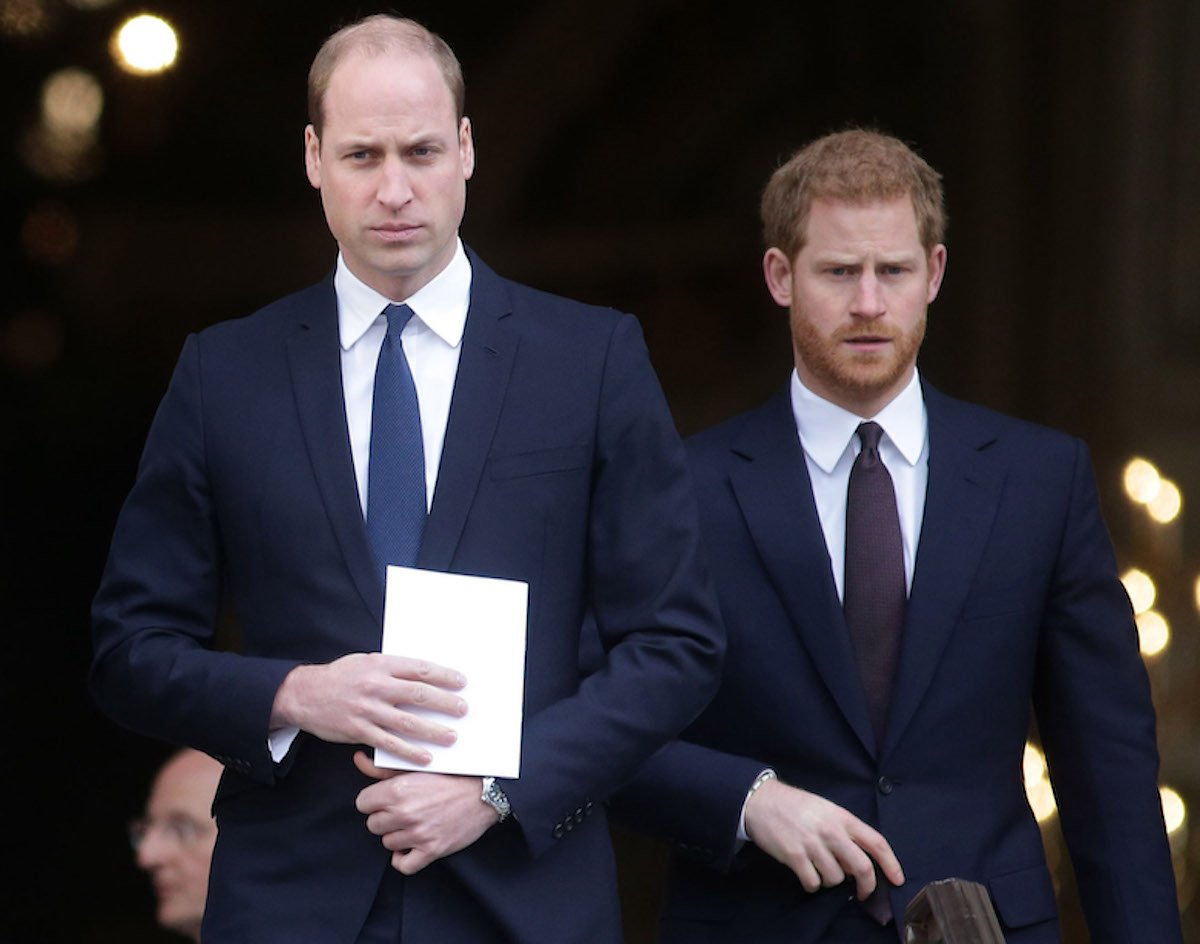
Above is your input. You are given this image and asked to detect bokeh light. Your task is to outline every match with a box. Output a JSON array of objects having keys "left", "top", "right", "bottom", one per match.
[
  {"left": 0, "top": 310, "right": 65, "bottom": 373},
  {"left": 1136, "top": 610, "right": 1170, "bottom": 658},
  {"left": 21, "top": 202, "right": 80, "bottom": 264},
  {"left": 1162, "top": 786, "right": 1187, "bottom": 835},
  {"left": 0, "top": 0, "right": 49, "bottom": 37},
  {"left": 1023, "top": 742, "right": 1057, "bottom": 823},
  {"left": 41, "top": 68, "right": 104, "bottom": 135},
  {"left": 1121, "top": 568, "right": 1157, "bottom": 615},
  {"left": 1147, "top": 480, "right": 1182, "bottom": 524},
  {"left": 112, "top": 14, "right": 179, "bottom": 75},
  {"left": 1124, "top": 457, "right": 1162, "bottom": 505}
]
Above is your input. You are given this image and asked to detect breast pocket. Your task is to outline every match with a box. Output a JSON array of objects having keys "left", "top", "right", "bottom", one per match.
[{"left": 488, "top": 443, "right": 591, "bottom": 480}]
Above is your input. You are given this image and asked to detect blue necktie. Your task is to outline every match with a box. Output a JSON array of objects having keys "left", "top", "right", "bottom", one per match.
[{"left": 366, "top": 304, "right": 426, "bottom": 578}]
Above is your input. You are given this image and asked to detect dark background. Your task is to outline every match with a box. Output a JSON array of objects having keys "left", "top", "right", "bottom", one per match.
[{"left": 4, "top": 0, "right": 1200, "bottom": 940}]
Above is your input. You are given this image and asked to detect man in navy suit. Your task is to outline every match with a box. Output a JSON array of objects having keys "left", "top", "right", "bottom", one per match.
[
  {"left": 91, "top": 15, "right": 723, "bottom": 943},
  {"left": 613, "top": 130, "right": 1181, "bottom": 942}
]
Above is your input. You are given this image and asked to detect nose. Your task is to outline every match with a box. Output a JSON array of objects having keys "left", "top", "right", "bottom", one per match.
[
  {"left": 377, "top": 157, "right": 414, "bottom": 209},
  {"left": 850, "top": 272, "right": 886, "bottom": 319},
  {"left": 136, "top": 828, "right": 171, "bottom": 870}
]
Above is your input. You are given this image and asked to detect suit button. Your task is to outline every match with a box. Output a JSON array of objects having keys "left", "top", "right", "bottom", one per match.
[
  {"left": 877, "top": 777, "right": 893, "bottom": 795},
  {"left": 553, "top": 824, "right": 565, "bottom": 839}
]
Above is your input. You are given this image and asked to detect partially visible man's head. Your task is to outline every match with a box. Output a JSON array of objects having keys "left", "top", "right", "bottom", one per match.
[
  {"left": 132, "top": 749, "right": 223, "bottom": 942},
  {"left": 760, "top": 128, "right": 946, "bottom": 261}
]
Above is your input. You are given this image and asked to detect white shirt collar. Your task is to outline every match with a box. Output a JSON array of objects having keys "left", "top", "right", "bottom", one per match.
[
  {"left": 335, "top": 239, "right": 472, "bottom": 350},
  {"left": 790, "top": 368, "right": 927, "bottom": 473}
]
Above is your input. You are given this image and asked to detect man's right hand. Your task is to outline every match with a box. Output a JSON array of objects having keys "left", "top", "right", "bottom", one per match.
[
  {"left": 744, "top": 778, "right": 903, "bottom": 901},
  {"left": 269, "top": 653, "right": 468, "bottom": 765}
]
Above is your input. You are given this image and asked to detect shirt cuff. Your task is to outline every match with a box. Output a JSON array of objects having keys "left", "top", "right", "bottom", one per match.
[{"left": 268, "top": 725, "right": 300, "bottom": 763}]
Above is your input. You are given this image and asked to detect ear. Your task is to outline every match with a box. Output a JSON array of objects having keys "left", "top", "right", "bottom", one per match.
[
  {"left": 763, "top": 247, "right": 794, "bottom": 308},
  {"left": 459, "top": 117, "right": 475, "bottom": 181},
  {"left": 926, "top": 244, "right": 947, "bottom": 303},
  {"left": 304, "top": 125, "right": 322, "bottom": 190}
]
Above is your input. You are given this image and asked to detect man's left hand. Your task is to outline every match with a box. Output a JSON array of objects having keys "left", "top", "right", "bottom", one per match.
[{"left": 353, "top": 751, "right": 500, "bottom": 874}]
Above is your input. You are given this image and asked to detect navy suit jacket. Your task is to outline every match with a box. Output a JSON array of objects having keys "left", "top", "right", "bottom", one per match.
[
  {"left": 614, "top": 382, "right": 1180, "bottom": 943},
  {"left": 91, "top": 251, "right": 724, "bottom": 943}
]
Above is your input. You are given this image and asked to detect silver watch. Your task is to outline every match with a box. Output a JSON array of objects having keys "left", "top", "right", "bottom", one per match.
[{"left": 481, "top": 776, "right": 511, "bottom": 822}]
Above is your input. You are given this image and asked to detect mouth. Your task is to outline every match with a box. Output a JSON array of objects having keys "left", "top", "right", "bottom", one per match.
[
  {"left": 372, "top": 223, "right": 421, "bottom": 243},
  {"left": 844, "top": 335, "right": 892, "bottom": 349}
]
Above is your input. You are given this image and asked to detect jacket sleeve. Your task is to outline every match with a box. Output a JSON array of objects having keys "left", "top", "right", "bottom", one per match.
[
  {"left": 90, "top": 334, "right": 298, "bottom": 783},
  {"left": 1032, "top": 440, "right": 1182, "bottom": 942},
  {"left": 500, "top": 313, "right": 726, "bottom": 857}
]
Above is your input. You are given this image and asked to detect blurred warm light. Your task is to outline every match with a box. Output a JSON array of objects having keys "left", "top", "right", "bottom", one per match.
[
  {"left": 112, "top": 14, "right": 179, "bottom": 75},
  {"left": 1147, "top": 480, "right": 1182, "bottom": 524},
  {"left": 19, "top": 124, "right": 102, "bottom": 182},
  {"left": 1194, "top": 575, "right": 1200, "bottom": 614},
  {"left": 1022, "top": 742, "right": 1047, "bottom": 785},
  {"left": 1124, "top": 458, "right": 1162, "bottom": 505},
  {"left": 0, "top": 310, "right": 64, "bottom": 372},
  {"left": 21, "top": 202, "right": 80, "bottom": 264},
  {"left": 41, "top": 68, "right": 104, "bottom": 135},
  {"left": 0, "top": 0, "right": 48, "bottom": 36},
  {"left": 1028, "top": 778, "right": 1058, "bottom": 823},
  {"left": 1121, "top": 568, "right": 1156, "bottom": 615},
  {"left": 1023, "top": 743, "right": 1056, "bottom": 822},
  {"left": 1135, "top": 610, "right": 1170, "bottom": 658},
  {"left": 1161, "top": 786, "right": 1187, "bottom": 835}
]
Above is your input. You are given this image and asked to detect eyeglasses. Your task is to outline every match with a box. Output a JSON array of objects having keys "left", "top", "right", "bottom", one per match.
[{"left": 128, "top": 814, "right": 214, "bottom": 851}]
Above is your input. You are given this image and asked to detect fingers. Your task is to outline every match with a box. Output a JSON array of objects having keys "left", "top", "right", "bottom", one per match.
[
  {"left": 353, "top": 749, "right": 398, "bottom": 782},
  {"left": 393, "top": 847, "right": 435, "bottom": 875},
  {"left": 386, "top": 656, "right": 467, "bottom": 693},
  {"left": 847, "top": 819, "right": 905, "bottom": 891}
]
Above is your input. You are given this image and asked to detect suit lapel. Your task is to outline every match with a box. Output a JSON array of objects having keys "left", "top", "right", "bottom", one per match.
[
  {"left": 729, "top": 392, "right": 877, "bottom": 756},
  {"left": 882, "top": 383, "right": 1006, "bottom": 757},
  {"left": 418, "top": 253, "right": 517, "bottom": 571},
  {"left": 285, "top": 277, "right": 384, "bottom": 622}
]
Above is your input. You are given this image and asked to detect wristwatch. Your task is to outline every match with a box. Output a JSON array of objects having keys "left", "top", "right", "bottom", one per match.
[{"left": 481, "top": 776, "right": 512, "bottom": 822}]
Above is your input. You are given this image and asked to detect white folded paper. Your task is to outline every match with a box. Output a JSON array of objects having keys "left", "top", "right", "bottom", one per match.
[{"left": 374, "top": 565, "right": 527, "bottom": 778}]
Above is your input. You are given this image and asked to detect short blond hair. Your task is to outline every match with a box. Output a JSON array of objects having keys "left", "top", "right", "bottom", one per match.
[
  {"left": 761, "top": 129, "right": 946, "bottom": 259},
  {"left": 307, "top": 14, "right": 465, "bottom": 137}
]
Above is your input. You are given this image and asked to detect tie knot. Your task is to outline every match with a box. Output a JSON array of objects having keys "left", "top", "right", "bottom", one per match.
[
  {"left": 856, "top": 421, "right": 884, "bottom": 454},
  {"left": 383, "top": 303, "right": 416, "bottom": 338}
]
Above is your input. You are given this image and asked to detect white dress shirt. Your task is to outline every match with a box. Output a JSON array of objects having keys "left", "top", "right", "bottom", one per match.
[
  {"left": 269, "top": 240, "right": 472, "bottom": 762},
  {"left": 789, "top": 368, "right": 928, "bottom": 596},
  {"left": 337, "top": 240, "right": 472, "bottom": 513}
]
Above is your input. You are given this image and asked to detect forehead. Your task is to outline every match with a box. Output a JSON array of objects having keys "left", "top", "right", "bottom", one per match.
[
  {"left": 322, "top": 48, "right": 457, "bottom": 132},
  {"left": 147, "top": 756, "right": 220, "bottom": 817},
  {"left": 803, "top": 195, "right": 922, "bottom": 253}
]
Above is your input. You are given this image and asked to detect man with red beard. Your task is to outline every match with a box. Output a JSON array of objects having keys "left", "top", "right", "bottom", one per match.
[{"left": 614, "top": 129, "right": 1181, "bottom": 943}]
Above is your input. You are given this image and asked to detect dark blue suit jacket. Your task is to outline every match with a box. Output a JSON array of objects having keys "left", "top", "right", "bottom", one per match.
[
  {"left": 614, "top": 382, "right": 1180, "bottom": 943},
  {"left": 91, "top": 252, "right": 724, "bottom": 943}
]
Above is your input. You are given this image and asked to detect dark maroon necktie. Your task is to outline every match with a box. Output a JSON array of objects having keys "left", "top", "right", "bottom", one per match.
[
  {"left": 843, "top": 421, "right": 905, "bottom": 925},
  {"left": 843, "top": 421, "right": 906, "bottom": 742}
]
